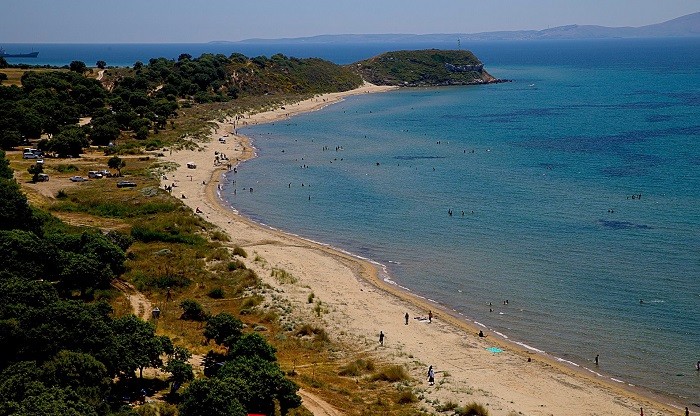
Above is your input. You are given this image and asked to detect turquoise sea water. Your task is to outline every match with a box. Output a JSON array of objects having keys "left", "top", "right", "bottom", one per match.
[{"left": 222, "top": 39, "right": 700, "bottom": 403}]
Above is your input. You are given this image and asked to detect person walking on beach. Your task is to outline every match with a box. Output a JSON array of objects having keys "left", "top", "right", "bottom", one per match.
[
  {"left": 379, "top": 331, "right": 384, "bottom": 346},
  {"left": 427, "top": 365, "right": 435, "bottom": 386},
  {"left": 595, "top": 354, "right": 599, "bottom": 365},
  {"left": 428, "top": 310, "right": 433, "bottom": 323},
  {"left": 405, "top": 312, "right": 409, "bottom": 325}
]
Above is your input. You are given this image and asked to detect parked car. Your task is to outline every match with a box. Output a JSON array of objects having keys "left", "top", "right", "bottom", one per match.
[
  {"left": 23, "top": 152, "right": 38, "bottom": 159},
  {"left": 116, "top": 181, "right": 137, "bottom": 188},
  {"left": 87, "top": 171, "right": 103, "bottom": 179},
  {"left": 70, "top": 176, "right": 87, "bottom": 182},
  {"left": 37, "top": 173, "right": 49, "bottom": 182}
]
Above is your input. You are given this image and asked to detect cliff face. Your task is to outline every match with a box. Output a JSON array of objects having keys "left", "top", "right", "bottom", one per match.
[{"left": 352, "top": 49, "right": 503, "bottom": 87}]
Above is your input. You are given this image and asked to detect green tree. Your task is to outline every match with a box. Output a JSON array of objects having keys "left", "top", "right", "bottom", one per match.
[
  {"left": 41, "top": 350, "right": 110, "bottom": 406},
  {"left": 0, "top": 178, "right": 40, "bottom": 232},
  {"left": 0, "top": 73, "right": 7, "bottom": 85},
  {"left": 228, "top": 333, "right": 277, "bottom": 362},
  {"left": 203, "top": 312, "right": 243, "bottom": 348},
  {"left": 27, "top": 162, "right": 44, "bottom": 183},
  {"left": 180, "top": 299, "right": 208, "bottom": 321},
  {"left": 95, "top": 60, "right": 106, "bottom": 69},
  {"left": 69, "top": 60, "right": 87, "bottom": 74},
  {"left": 108, "top": 155, "right": 125, "bottom": 176},
  {"left": 217, "top": 356, "right": 301, "bottom": 415},
  {"left": 45, "top": 126, "right": 88, "bottom": 157},
  {"left": 111, "top": 315, "right": 170, "bottom": 379},
  {"left": 0, "top": 150, "right": 13, "bottom": 179},
  {"left": 178, "top": 378, "right": 246, "bottom": 416}
]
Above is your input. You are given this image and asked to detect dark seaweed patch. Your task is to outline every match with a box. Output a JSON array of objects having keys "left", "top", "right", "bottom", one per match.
[
  {"left": 394, "top": 155, "right": 446, "bottom": 161},
  {"left": 598, "top": 219, "right": 652, "bottom": 230}
]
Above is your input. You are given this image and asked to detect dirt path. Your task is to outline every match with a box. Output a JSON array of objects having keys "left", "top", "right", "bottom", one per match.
[
  {"left": 298, "top": 390, "right": 343, "bottom": 416},
  {"left": 112, "top": 279, "right": 153, "bottom": 321}
]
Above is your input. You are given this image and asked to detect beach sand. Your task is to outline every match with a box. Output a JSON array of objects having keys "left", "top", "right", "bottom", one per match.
[{"left": 159, "top": 83, "right": 680, "bottom": 415}]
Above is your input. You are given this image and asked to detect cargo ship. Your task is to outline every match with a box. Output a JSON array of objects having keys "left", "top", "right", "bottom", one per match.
[{"left": 0, "top": 47, "right": 39, "bottom": 58}]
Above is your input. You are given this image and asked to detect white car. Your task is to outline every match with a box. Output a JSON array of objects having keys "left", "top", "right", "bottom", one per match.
[{"left": 70, "top": 176, "right": 87, "bottom": 182}]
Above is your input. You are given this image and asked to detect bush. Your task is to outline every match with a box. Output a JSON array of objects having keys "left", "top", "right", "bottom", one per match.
[
  {"left": 396, "top": 389, "right": 417, "bottom": 404},
  {"left": 227, "top": 259, "right": 246, "bottom": 271},
  {"left": 436, "top": 401, "right": 459, "bottom": 412},
  {"left": 208, "top": 287, "right": 225, "bottom": 299},
  {"left": 180, "top": 299, "right": 208, "bottom": 321},
  {"left": 455, "top": 403, "right": 490, "bottom": 416},
  {"left": 56, "top": 189, "right": 68, "bottom": 199},
  {"left": 307, "top": 292, "right": 315, "bottom": 303},
  {"left": 338, "top": 358, "right": 375, "bottom": 376},
  {"left": 55, "top": 164, "right": 79, "bottom": 173},
  {"left": 232, "top": 246, "right": 247, "bottom": 258},
  {"left": 370, "top": 365, "right": 410, "bottom": 382}
]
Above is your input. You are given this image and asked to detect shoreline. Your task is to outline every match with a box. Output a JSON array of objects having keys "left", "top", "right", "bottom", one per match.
[{"left": 160, "top": 84, "right": 684, "bottom": 415}]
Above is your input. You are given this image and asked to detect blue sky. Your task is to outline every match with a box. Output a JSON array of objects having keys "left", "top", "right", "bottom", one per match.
[{"left": 3, "top": 0, "right": 698, "bottom": 43}]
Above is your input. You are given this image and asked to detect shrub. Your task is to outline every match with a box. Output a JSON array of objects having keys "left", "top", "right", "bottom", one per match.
[
  {"left": 396, "top": 389, "right": 418, "bottom": 404},
  {"left": 295, "top": 324, "right": 328, "bottom": 342},
  {"left": 271, "top": 267, "right": 297, "bottom": 284},
  {"left": 55, "top": 164, "right": 79, "bottom": 173},
  {"left": 208, "top": 287, "right": 225, "bottom": 299},
  {"left": 338, "top": 359, "right": 375, "bottom": 376},
  {"left": 227, "top": 259, "right": 246, "bottom": 271},
  {"left": 180, "top": 299, "right": 208, "bottom": 321},
  {"left": 370, "top": 365, "right": 409, "bottom": 382},
  {"left": 436, "top": 401, "right": 459, "bottom": 412},
  {"left": 232, "top": 245, "right": 247, "bottom": 257},
  {"left": 455, "top": 403, "right": 490, "bottom": 416},
  {"left": 55, "top": 189, "right": 68, "bottom": 199},
  {"left": 307, "top": 292, "right": 315, "bottom": 303}
]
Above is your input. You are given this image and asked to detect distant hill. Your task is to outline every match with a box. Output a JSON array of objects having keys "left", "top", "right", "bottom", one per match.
[
  {"left": 353, "top": 49, "right": 502, "bottom": 87},
  {"left": 225, "top": 12, "right": 700, "bottom": 44}
]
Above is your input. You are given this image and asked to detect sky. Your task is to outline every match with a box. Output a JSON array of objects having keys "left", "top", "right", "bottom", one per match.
[{"left": 3, "top": 0, "right": 698, "bottom": 43}]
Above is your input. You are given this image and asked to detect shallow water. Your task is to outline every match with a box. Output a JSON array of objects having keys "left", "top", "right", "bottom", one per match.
[{"left": 224, "top": 38, "right": 700, "bottom": 402}]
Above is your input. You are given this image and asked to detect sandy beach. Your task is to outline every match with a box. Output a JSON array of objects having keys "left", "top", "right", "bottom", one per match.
[{"left": 159, "top": 83, "right": 682, "bottom": 415}]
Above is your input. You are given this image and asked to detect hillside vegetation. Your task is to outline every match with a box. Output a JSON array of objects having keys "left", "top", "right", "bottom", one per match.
[{"left": 354, "top": 49, "right": 500, "bottom": 87}]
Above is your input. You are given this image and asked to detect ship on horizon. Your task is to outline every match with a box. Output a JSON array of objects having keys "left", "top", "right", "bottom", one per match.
[{"left": 0, "top": 47, "right": 39, "bottom": 58}]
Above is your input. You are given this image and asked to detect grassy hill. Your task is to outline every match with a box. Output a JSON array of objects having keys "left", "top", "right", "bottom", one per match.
[{"left": 353, "top": 49, "right": 501, "bottom": 87}]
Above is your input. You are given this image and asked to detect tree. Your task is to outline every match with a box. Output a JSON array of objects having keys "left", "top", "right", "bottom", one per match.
[
  {"left": 111, "top": 315, "right": 170, "bottom": 379},
  {"left": 0, "top": 150, "right": 13, "bottom": 179},
  {"left": 228, "top": 333, "right": 277, "bottom": 362},
  {"left": 69, "top": 61, "right": 87, "bottom": 74},
  {"left": 107, "top": 155, "right": 125, "bottom": 176},
  {"left": 203, "top": 313, "right": 243, "bottom": 348},
  {"left": 180, "top": 299, "right": 208, "bottom": 321},
  {"left": 45, "top": 126, "right": 88, "bottom": 158},
  {"left": 95, "top": 60, "right": 106, "bottom": 69},
  {"left": 0, "top": 178, "right": 41, "bottom": 232},
  {"left": 27, "top": 162, "right": 44, "bottom": 183},
  {"left": 178, "top": 378, "right": 246, "bottom": 416},
  {"left": 0, "top": 73, "right": 7, "bottom": 85},
  {"left": 165, "top": 360, "right": 193, "bottom": 394},
  {"left": 217, "top": 356, "right": 301, "bottom": 415}
]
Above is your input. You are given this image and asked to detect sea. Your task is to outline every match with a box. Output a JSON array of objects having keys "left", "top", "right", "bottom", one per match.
[{"left": 9, "top": 39, "right": 699, "bottom": 404}]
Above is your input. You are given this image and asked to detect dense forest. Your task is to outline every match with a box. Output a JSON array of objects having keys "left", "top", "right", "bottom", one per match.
[
  {"left": 0, "top": 53, "right": 363, "bottom": 154},
  {"left": 354, "top": 49, "right": 499, "bottom": 87},
  {"left": 0, "top": 148, "right": 302, "bottom": 415}
]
